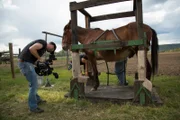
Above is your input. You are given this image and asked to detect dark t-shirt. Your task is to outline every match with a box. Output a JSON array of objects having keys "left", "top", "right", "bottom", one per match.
[{"left": 18, "top": 39, "right": 47, "bottom": 64}]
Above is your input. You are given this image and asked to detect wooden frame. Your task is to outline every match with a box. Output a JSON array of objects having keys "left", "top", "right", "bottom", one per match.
[{"left": 70, "top": 0, "right": 148, "bottom": 103}]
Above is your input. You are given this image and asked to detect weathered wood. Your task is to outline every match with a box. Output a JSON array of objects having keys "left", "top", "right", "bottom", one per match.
[
  {"left": 70, "top": 0, "right": 132, "bottom": 11},
  {"left": 71, "top": 10, "right": 81, "bottom": 78},
  {"left": 70, "top": 78, "right": 85, "bottom": 98},
  {"left": 91, "top": 11, "right": 135, "bottom": 22},
  {"left": 78, "top": 75, "right": 89, "bottom": 83},
  {"left": 133, "top": 0, "right": 136, "bottom": 11},
  {"left": 71, "top": 10, "right": 78, "bottom": 45},
  {"left": 42, "top": 31, "right": 63, "bottom": 38},
  {"left": 137, "top": 51, "right": 146, "bottom": 81},
  {"left": 71, "top": 52, "right": 81, "bottom": 78},
  {"left": 85, "top": 16, "right": 91, "bottom": 28},
  {"left": 9, "top": 43, "right": 15, "bottom": 79},
  {"left": 135, "top": 0, "right": 146, "bottom": 81},
  {"left": 79, "top": 9, "right": 92, "bottom": 18}
]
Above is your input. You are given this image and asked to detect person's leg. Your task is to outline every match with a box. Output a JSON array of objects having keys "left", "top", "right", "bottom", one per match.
[
  {"left": 114, "top": 59, "right": 127, "bottom": 85},
  {"left": 25, "top": 63, "right": 39, "bottom": 110},
  {"left": 18, "top": 62, "right": 39, "bottom": 110}
]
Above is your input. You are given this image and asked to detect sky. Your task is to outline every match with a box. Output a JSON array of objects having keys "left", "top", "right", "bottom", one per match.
[{"left": 0, "top": 0, "right": 180, "bottom": 53}]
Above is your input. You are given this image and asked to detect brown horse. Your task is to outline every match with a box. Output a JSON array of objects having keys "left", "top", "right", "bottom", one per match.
[{"left": 62, "top": 20, "right": 158, "bottom": 90}]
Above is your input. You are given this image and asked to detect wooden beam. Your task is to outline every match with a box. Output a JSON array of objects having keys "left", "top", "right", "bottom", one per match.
[
  {"left": 71, "top": 10, "right": 81, "bottom": 78},
  {"left": 136, "top": 0, "right": 146, "bottom": 81},
  {"left": 42, "top": 31, "right": 63, "bottom": 38},
  {"left": 90, "top": 11, "right": 135, "bottom": 22},
  {"left": 71, "top": 10, "right": 78, "bottom": 45},
  {"left": 79, "top": 9, "right": 92, "bottom": 18},
  {"left": 133, "top": 0, "right": 136, "bottom": 11},
  {"left": 70, "top": 0, "right": 132, "bottom": 11},
  {"left": 85, "top": 16, "right": 91, "bottom": 28},
  {"left": 71, "top": 39, "right": 144, "bottom": 50}
]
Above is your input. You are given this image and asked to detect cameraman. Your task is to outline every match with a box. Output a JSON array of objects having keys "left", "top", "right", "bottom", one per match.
[{"left": 18, "top": 39, "right": 56, "bottom": 113}]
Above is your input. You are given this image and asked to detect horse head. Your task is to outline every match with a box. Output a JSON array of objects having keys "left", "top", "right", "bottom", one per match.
[{"left": 62, "top": 20, "right": 72, "bottom": 51}]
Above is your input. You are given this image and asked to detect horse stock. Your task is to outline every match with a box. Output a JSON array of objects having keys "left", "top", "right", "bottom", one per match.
[{"left": 62, "top": 20, "right": 158, "bottom": 90}]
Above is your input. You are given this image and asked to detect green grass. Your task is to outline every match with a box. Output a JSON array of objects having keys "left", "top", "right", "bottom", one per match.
[{"left": 0, "top": 64, "right": 180, "bottom": 120}]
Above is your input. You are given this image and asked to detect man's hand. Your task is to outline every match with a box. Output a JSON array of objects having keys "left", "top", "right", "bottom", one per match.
[{"left": 37, "top": 57, "right": 44, "bottom": 62}]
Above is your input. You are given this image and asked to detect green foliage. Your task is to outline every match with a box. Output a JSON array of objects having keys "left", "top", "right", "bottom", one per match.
[{"left": 0, "top": 65, "right": 180, "bottom": 120}]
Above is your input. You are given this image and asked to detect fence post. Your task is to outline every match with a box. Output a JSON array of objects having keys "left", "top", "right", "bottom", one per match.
[
  {"left": 18, "top": 48, "right": 21, "bottom": 55},
  {"left": 9, "top": 43, "right": 15, "bottom": 79}
]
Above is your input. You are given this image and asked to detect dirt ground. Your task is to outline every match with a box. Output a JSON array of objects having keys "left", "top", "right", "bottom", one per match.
[
  {"left": 96, "top": 52, "right": 180, "bottom": 76},
  {"left": 1, "top": 52, "right": 179, "bottom": 76}
]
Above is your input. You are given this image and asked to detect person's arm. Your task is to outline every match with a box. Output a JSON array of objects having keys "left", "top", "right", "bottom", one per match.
[
  {"left": 85, "top": 60, "right": 88, "bottom": 75},
  {"left": 82, "top": 58, "right": 88, "bottom": 75},
  {"left": 29, "top": 43, "right": 43, "bottom": 61}
]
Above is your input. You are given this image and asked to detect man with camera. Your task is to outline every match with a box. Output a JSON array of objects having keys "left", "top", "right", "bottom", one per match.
[{"left": 18, "top": 39, "right": 56, "bottom": 113}]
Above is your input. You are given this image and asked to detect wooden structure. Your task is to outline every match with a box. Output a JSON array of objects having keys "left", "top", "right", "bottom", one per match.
[
  {"left": 68, "top": 0, "right": 159, "bottom": 105},
  {"left": 42, "top": 31, "right": 70, "bottom": 68}
]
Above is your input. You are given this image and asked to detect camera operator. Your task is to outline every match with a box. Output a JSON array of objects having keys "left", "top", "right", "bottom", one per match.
[{"left": 18, "top": 39, "right": 56, "bottom": 113}]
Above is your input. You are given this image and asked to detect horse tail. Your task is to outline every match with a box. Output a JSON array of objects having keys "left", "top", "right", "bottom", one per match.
[{"left": 151, "top": 28, "right": 159, "bottom": 76}]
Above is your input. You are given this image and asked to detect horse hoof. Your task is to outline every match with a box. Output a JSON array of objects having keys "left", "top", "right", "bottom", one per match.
[{"left": 90, "top": 88, "right": 97, "bottom": 91}]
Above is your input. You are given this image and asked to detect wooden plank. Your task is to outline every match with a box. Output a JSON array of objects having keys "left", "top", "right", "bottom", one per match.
[
  {"left": 71, "top": 39, "right": 143, "bottom": 50},
  {"left": 72, "top": 52, "right": 81, "bottom": 78},
  {"left": 71, "top": 10, "right": 81, "bottom": 78},
  {"left": 133, "top": 0, "right": 136, "bottom": 11},
  {"left": 42, "top": 31, "right": 62, "bottom": 38},
  {"left": 79, "top": 9, "right": 92, "bottom": 18},
  {"left": 9, "top": 43, "right": 15, "bottom": 79},
  {"left": 85, "top": 16, "right": 91, "bottom": 28},
  {"left": 135, "top": 0, "right": 146, "bottom": 81},
  {"left": 91, "top": 11, "right": 135, "bottom": 22},
  {"left": 71, "top": 10, "right": 78, "bottom": 45},
  {"left": 70, "top": 0, "right": 132, "bottom": 11}
]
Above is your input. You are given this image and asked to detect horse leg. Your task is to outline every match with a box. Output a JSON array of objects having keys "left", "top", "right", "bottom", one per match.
[
  {"left": 146, "top": 57, "right": 152, "bottom": 80},
  {"left": 90, "top": 58, "right": 99, "bottom": 91}
]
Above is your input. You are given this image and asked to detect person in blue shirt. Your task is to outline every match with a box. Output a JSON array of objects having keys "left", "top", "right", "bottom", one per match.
[{"left": 114, "top": 59, "right": 128, "bottom": 86}]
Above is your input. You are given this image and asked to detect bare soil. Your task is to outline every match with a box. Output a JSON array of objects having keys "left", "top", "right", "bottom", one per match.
[{"left": 97, "top": 52, "right": 180, "bottom": 76}]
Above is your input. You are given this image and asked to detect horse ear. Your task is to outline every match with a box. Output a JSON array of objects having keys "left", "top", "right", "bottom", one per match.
[
  {"left": 68, "top": 20, "right": 71, "bottom": 26},
  {"left": 64, "top": 20, "right": 71, "bottom": 31}
]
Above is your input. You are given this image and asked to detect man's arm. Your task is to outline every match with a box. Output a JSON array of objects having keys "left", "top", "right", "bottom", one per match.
[{"left": 29, "top": 43, "right": 43, "bottom": 61}]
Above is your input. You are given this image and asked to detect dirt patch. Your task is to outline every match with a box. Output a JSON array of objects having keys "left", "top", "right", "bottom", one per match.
[{"left": 97, "top": 52, "right": 180, "bottom": 76}]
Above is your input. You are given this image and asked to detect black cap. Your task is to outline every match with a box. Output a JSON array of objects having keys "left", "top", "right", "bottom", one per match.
[{"left": 49, "top": 42, "right": 56, "bottom": 54}]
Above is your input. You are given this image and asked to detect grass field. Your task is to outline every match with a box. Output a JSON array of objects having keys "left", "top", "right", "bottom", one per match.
[{"left": 0, "top": 64, "right": 180, "bottom": 120}]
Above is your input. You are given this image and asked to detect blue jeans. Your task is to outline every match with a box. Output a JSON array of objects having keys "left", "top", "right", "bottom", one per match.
[
  {"left": 18, "top": 61, "right": 41, "bottom": 110},
  {"left": 114, "top": 59, "right": 127, "bottom": 85}
]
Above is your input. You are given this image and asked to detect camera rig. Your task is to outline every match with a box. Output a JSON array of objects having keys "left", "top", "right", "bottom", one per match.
[{"left": 35, "top": 54, "right": 59, "bottom": 79}]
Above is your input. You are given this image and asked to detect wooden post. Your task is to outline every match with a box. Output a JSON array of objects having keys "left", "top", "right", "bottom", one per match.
[
  {"left": 85, "top": 16, "right": 90, "bottom": 28},
  {"left": 136, "top": 0, "right": 146, "bottom": 81},
  {"left": 18, "top": 48, "right": 21, "bottom": 55},
  {"left": 71, "top": 8, "right": 80, "bottom": 78},
  {"left": 134, "top": 0, "right": 151, "bottom": 105},
  {"left": 9, "top": 43, "right": 15, "bottom": 79}
]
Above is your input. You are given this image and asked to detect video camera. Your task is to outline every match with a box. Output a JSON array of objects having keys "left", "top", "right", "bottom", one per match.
[{"left": 35, "top": 54, "right": 59, "bottom": 79}]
